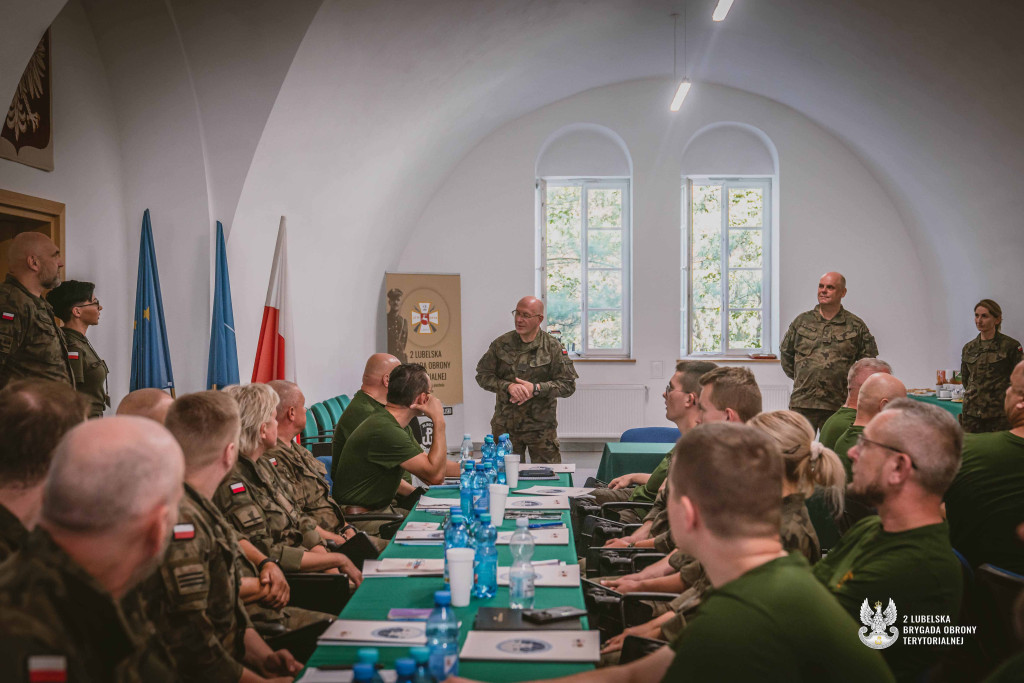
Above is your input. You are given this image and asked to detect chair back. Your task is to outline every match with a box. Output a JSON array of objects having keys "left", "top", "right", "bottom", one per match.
[
  {"left": 310, "top": 403, "right": 333, "bottom": 432},
  {"left": 619, "top": 427, "right": 681, "bottom": 443},
  {"left": 975, "top": 563, "right": 1024, "bottom": 667},
  {"left": 324, "top": 397, "right": 344, "bottom": 424},
  {"left": 300, "top": 408, "right": 320, "bottom": 446},
  {"left": 337, "top": 394, "right": 351, "bottom": 410}
]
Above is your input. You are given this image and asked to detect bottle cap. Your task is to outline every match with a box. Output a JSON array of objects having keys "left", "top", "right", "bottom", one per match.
[
  {"left": 410, "top": 646, "right": 430, "bottom": 663},
  {"left": 353, "top": 663, "right": 375, "bottom": 681},
  {"left": 464, "top": 460, "right": 474, "bottom": 469},
  {"left": 464, "top": 433, "right": 472, "bottom": 439},
  {"left": 475, "top": 463, "right": 486, "bottom": 470},
  {"left": 356, "top": 648, "right": 379, "bottom": 664},
  {"left": 516, "top": 517, "right": 528, "bottom": 528},
  {"left": 480, "top": 513, "right": 491, "bottom": 524},
  {"left": 452, "top": 514, "right": 464, "bottom": 523},
  {"left": 485, "top": 434, "right": 494, "bottom": 443},
  {"left": 395, "top": 658, "right": 416, "bottom": 676},
  {"left": 434, "top": 589, "right": 452, "bottom": 606}
]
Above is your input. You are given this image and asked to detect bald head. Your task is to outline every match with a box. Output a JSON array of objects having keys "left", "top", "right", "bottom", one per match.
[
  {"left": 363, "top": 354, "right": 401, "bottom": 385},
  {"left": 267, "top": 380, "right": 302, "bottom": 416},
  {"left": 517, "top": 296, "right": 544, "bottom": 316},
  {"left": 8, "top": 232, "right": 63, "bottom": 291},
  {"left": 117, "top": 388, "right": 174, "bottom": 424},
  {"left": 42, "top": 417, "right": 184, "bottom": 534},
  {"left": 845, "top": 358, "right": 893, "bottom": 407},
  {"left": 855, "top": 373, "right": 907, "bottom": 423}
]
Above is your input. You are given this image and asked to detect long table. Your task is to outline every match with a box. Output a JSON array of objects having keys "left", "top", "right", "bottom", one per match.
[
  {"left": 595, "top": 442, "right": 672, "bottom": 482},
  {"left": 304, "top": 472, "right": 593, "bottom": 681},
  {"left": 908, "top": 393, "right": 963, "bottom": 418}
]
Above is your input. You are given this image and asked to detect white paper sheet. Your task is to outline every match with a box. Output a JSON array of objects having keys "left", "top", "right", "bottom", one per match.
[
  {"left": 495, "top": 528, "right": 569, "bottom": 545},
  {"left": 460, "top": 630, "right": 600, "bottom": 662},
  {"left": 416, "top": 496, "right": 460, "bottom": 509},
  {"left": 513, "top": 486, "right": 594, "bottom": 497},
  {"left": 318, "top": 620, "right": 427, "bottom": 646},
  {"left": 497, "top": 563, "right": 581, "bottom": 586},
  {"left": 504, "top": 495, "right": 570, "bottom": 510},
  {"left": 298, "top": 669, "right": 397, "bottom": 683},
  {"left": 363, "top": 558, "right": 444, "bottom": 577},
  {"left": 403, "top": 521, "right": 441, "bottom": 531},
  {"left": 394, "top": 529, "right": 446, "bottom": 542}
]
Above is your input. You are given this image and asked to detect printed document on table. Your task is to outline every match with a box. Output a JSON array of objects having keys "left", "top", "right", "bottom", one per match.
[
  {"left": 504, "top": 495, "right": 570, "bottom": 510},
  {"left": 497, "top": 563, "right": 580, "bottom": 586},
  {"left": 364, "top": 558, "right": 444, "bottom": 577},
  {"left": 298, "top": 669, "right": 398, "bottom": 683},
  {"left": 514, "top": 486, "right": 594, "bottom": 497},
  {"left": 394, "top": 529, "right": 445, "bottom": 543},
  {"left": 460, "top": 630, "right": 600, "bottom": 662},
  {"left": 318, "top": 619, "right": 427, "bottom": 646},
  {"left": 496, "top": 528, "right": 569, "bottom": 545},
  {"left": 416, "top": 495, "right": 458, "bottom": 509}
]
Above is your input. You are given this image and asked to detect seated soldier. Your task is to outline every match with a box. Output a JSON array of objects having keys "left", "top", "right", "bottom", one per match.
[
  {"left": 819, "top": 358, "right": 892, "bottom": 449},
  {"left": 333, "top": 364, "right": 459, "bottom": 532},
  {"left": 814, "top": 398, "right": 963, "bottom": 682},
  {"left": 116, "top": 386, "right": 175, "bottom": 423},
  {"left": 143, "top": 390, "right": 308, "bottom": 683},
  {"left": 0, "top": 380, "right": 85, "bottom": 560},
  {"left": 832, "top": 373, "right": 906, "bottom": 479},
  {"left": 452, "top": 423, "right": 894, "bottom": 683},
  {"left": 213, "top": 384, "right": 362, "bottom": 581},
  {"left": 587, "top": 361, "right": 716, "bottom": 524},
  {"left": 945, "top": 359, "right": 1024, "bottom": 574},
  {"left": 0, "top": 417, "right": 184, "bottom": 682}
]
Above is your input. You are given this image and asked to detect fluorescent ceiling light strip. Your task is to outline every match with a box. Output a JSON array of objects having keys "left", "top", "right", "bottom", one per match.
[
  {"left": 670, "top": 80, "right": 691, "bottom": 111},
  {"left": 713, "top": 0, "right": 735, "bottom": 21}
]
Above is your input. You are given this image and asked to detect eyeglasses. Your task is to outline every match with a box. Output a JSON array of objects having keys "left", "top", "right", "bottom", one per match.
[
  {"left": 76, "top": 299, "right": 100, "bottom": 308},
  {"left": 512, "top": 310, "right": 541, "bottom": 320},
  {"left": 854, "top": 433, "right": 918, "bottom": 470},
  {"left": 665, "top": 384, "right": 683, "bottom": 395}
]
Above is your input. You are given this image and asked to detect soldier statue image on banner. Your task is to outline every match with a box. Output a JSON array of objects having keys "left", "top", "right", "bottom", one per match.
[{"left": 386, "top": 288, "right": 408, "bottom": 363}]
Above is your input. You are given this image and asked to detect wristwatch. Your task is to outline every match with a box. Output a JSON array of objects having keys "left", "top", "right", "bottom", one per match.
[
  {"left": 533, "top": 382, "right": 541, "bottom": 397},
  {"left": 257, "top": 557, "right": 279, "bottom": 572}
]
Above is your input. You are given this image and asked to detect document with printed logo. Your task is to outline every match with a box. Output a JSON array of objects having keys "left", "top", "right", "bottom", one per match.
[
  {"left": 318, "top": 619, "right": 427, "bottom": 646},
  {"left": 504, "top": 495, "right": 569, "bottom": 510},
  {"left": 460, "top": 630, "right": 600, "bottom": 662},
  {"left": 495, "top": 528, "right": 569, "bottom": 545},
  {"left": 497, "top": 563, "right": 580, "bottom": 586},
  {"left": 364, "top": 558, "right": 445, "bottom": 577},
  {"left": 514, "top": 486, "right": 594, "bottom": 497}
]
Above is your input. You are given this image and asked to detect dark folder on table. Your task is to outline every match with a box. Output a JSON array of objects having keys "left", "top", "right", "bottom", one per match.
[{"left": 475, "top": 607, "right": 583, "bottom": 631}]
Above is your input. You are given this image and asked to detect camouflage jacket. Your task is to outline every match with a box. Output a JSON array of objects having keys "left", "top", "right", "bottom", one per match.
[
  {"left": 0, "top": 502, "right": 28, "bottom": 562},
  {"left": 212, "top": 456, "right": 323, "bottom": 572},
  {"left": 961, "top": 333, "right": 1023, "bottom": 419},
  {"left": 780, "top": 493, "right": 821, "bottom": 564},
  {"left": 62, "top": 328, "right": 110, "bottom": 418},
  {"left": 0, "top": 528, "right": 162, "bottom": 683},
  {"left": 267, "top": 439, "right": 345, "bottom": 532},
  {"left": 781, "top": 306, "right": 878, "bottom": 411},
  {"left": 475, "top": 330, "right": 578, "bottom": 433},
  {"left": 142, "top": 483, "right": 253, "bottom": 683},
  {"left": 0, "top": 275, "right": 73, "bottom": 390}
]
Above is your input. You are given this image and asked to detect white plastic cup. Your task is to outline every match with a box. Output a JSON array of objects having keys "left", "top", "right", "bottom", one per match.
[
  {"left": 446, "top": 548, "right": 475, "bottom": 606},
  {"left": 504, "top": 453, "right": 522, "bottom": 488},
  {"left": 489, "top": 484, "right": 509, "bottom": 522}
]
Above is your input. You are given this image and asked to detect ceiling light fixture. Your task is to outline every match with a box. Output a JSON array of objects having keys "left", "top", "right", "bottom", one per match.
[
  {"left": 712, "top": 0, "right": 734, "bottom": 22},
  {"left": 669, "top": 9, "right": 690, "bottom": 112}
]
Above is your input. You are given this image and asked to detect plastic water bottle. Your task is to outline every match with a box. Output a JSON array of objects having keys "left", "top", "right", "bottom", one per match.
[
  {"left": 444, "top": 513, "right": 469, "bottom": 584},
  {"left": 508, "top": 517, "right": 536, "bottom": 609},
  {"left": 459, "top": 460, "right": 475, "bottom": 519},
  {"left": 471, "top": 463, "right": 490, "bottom": 518},
  {"left": 356, "top": 649, "right": 384, "bottom": 683},
  {"left": 409, "top": 646, "right": 432, "bottom": 683},
  {"left": 472, "top": 513, "right": 498, "bottom": 599},
  {"left": 353, "top": 663, "right": 376, "bottom": 683},
  {"left": 496, "top": 434, "right": 510, "bottom": 485},
  {"left": 395, "top": 658, "right": 417, "bottom": 683},
  {"left": 459, "top": 434, "right": 473, "bottom": 465},
  {"left": 481, "top": 435, "right": 498, "bottom": 483},
  {"left": 426, "top": 590, "right": 460, "bottom": 680}
]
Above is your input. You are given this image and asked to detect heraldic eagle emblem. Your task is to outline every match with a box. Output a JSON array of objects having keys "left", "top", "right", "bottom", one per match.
[{"left": 858, "top": 598, "right": 899, "bottom": 650}]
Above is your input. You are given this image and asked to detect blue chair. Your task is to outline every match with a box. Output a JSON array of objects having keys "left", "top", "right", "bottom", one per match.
[
  {"left": 324, "top": 397, "right": 344, "bottom": 424},
  {"left": 299, "top": 408, "right": 321, "bottom": 446},
  {"left": 337, "top": 394, "right": 351, "bottom": 411},
  {"left": 310, "top": 403, "right": 333, "bottom": 433},
  {"left": 316, "top": 455, "right": 334, "bottom": 490},
  {"left": 619, "top": 427, "right": 681, "bottom": 443}
]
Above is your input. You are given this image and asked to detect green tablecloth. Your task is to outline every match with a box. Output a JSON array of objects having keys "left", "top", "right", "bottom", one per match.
[
  {"left": 596, "top": 442, "right": 673, "bottom": 482},
  {"left": 304, "top": 472, "right": 593, "bottom": 681},
  {"left": 908, "top": 393, "right": 963, "bottom": 418}
]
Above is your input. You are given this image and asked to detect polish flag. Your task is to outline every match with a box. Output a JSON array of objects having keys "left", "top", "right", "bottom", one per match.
[{"left": 252, "top": 217, "right": 296, "bottom": 383}]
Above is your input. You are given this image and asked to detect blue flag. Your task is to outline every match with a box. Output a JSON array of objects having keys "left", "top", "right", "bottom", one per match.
[
  {"left": 130, "top": 209, "right": 175, "bottom": 394},
  {"left": 207, "top": 221, "right": 239, "bottom": 389}
]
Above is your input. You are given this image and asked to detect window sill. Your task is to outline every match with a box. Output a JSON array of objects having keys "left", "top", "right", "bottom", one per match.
[
  {"left": 678, "top": 356, "right": 780, "bottom": 364},
  {"left": 570, "top": 357, "right": 637, "bottom": 363}
]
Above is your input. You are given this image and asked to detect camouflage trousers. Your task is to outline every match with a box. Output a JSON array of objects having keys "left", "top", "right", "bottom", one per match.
[
  {"left": 960, "top": 414, "right": 1011, "bottom": 434},
  {"left": 497, "top": 427, "right": 562, "bottom": 464},
  {"left": 790, "top": 407, "right": 836, "bottom": 434}
]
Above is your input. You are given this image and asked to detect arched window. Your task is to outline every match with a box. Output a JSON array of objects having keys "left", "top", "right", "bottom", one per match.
[
  {"left": 537, "top": 124, "right": 633, "bottom": 357},
  {"left": 681, "top": 123, "right": 779, "bottom": 356}
]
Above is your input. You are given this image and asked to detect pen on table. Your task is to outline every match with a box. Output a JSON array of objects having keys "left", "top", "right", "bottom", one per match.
[{"left": 528, "top": 521, "right": 565, "bottom": 529}]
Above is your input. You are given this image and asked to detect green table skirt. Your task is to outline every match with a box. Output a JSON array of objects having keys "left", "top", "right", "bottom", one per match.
[
  {"left": 908, "top": 393, "right": 963, "bottom": 418},
  {"left": 304, "top": 472, "right": 593, "bottom": 681},
  {"left": 596, "top": 442, "right": 673, "bottom": 482}
]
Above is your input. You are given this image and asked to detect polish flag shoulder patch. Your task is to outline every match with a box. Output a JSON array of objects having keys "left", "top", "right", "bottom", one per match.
[
  {"left": 28, "top": 655, "right": 67, "bottom": 682},
  {"left": 173, "top": 524, "right": 195, "bottom": 541},
  {"left": 1, "top": 312, "right": 14, "bottom": 321},
  {"left": 229, "top": 482, "right": 246, "bottom": 494},
  {"left": 67, "top": 352, "right": 79, "bottom": 360},
  {"left": 269, "top": 457, "right": 278, "bottom": 467}
]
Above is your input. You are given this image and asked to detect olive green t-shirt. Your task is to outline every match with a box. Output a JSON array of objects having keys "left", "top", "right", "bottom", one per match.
[
  {"left": 812, "top": 517, "right": 962, "bottom": 682},
  {"left": 332, "top": 411, "right": 422, "bottom": 509},
  {"left": 833, "top": 424, "right": 864, "bottom": 482},
  {"left": 944, "top": 430, "right": 1024, "bottom": 573},
  {"left": 663, "top": 553, "right": 893, "bottom": 683},
  {"left": 629, "top": 454, "right": 670, "bottom": 506},
  {"left": 820, "top": 406, "right": 857, "bottom": 450},
  {"left": 331, "top": 390, "right": 387, "bottom": 477}
]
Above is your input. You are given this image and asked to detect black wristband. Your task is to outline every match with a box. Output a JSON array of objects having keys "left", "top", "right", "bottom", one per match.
[
  {"left": 341, "top": 524, "right": 356, "bottom": 535},
  {"left": 257, "top": 557, "right": 278, "bottom": 572}
]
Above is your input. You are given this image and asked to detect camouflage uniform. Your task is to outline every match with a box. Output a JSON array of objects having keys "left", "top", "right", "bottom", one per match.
[
  {"left": 62, "top": 328, "right": 110, "bottom": 418},
  {"left": 0, "top": 502, "right": 28, "bottom": 562},
  {"left": 781, "top": 305, "right": 878, "bottom": 431},
  {"left": 0, "top": 527, "right": 170, "bottom": 683},
  {"left": 387, "top": 312, "right": 408, "bottom": 363},
  {"left": 0, "top": 274, "right": 74, "bottom": 390},
  {"left": 475, "top": 329, "right": 578, "bottom": 464},
  {"left": 961, "top": 332, "right": 1023, "bottom": 433},
  {"left": 141, "top": 483, "right": 253, "bottom": 682},
  {"left": 267, "top": 439, "right": 347, "bottom": 532},
  {"left": 212, "top": 456, "right": 323, "bottom": 572},
  {"left": 780, "top": 492, "right": 821, "bottom": 564}
]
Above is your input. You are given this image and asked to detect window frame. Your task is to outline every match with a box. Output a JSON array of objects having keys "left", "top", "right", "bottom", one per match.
[
  {"left": 682, "top": 176, "right": 773, "bottom": 357},
  {"left": 539, "top": 177, "right": 632, "bottom": 358}
]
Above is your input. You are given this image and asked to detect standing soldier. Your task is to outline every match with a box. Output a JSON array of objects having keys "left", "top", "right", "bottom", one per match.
[
  {"left": 780, "top": 272, "right": 878, "bottom": 433},
  {"left": 960, "top": 299, "right": 1023, "bottom": 433},
  {"left": 0, "top": 232, "right": 73, "bottom": 389},
  {"left": 476, "top": 296, "right": 577, "bottom": 464},
  {"left": 46, "top": 280, "right": 110, "bottom": 417},
  {"left": 386, "top": 288, "right": 409, "bottom": 363}
]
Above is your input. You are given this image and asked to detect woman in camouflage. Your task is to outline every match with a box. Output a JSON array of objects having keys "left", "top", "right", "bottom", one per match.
[{"left": 961, "top": 299, "right": 1023, "bottom": 433}]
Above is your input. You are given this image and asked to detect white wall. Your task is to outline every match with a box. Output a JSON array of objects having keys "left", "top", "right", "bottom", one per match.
[
  {"left": 0, "top": 0, "right": 132, "bottom": 404},
  {"left": 397, "top": 79, "right": 932, "bottom": 439}
]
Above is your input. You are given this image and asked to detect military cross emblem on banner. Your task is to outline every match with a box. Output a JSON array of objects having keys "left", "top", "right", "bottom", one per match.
[{"left": 411, "top": 302, "right": 440, "bottom": 334}]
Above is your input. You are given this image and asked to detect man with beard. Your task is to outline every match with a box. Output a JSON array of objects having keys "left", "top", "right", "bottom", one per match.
[
  {"left": 0, "top": 417, "right": 185, "bottom": 682},
  {"left": 813, "top": 399, "right": 963, "bottom": 682},
  {"left": 0, "top": 232, "right": 74, "bottom": 389}
]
